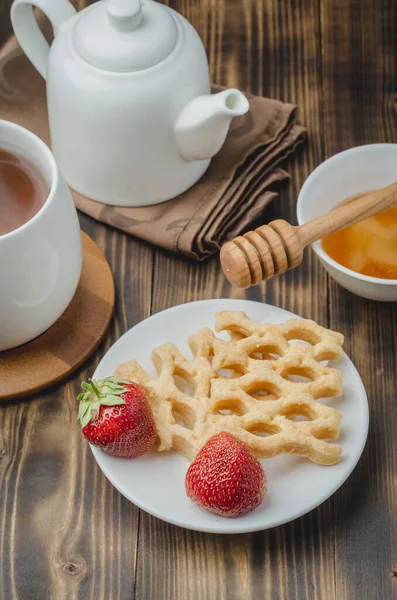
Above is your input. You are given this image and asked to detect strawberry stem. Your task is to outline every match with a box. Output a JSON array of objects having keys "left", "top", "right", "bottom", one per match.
[
  {"left": 77, "top": 376, "right": 130, "bottom": 428},
  {"left": 90, "top": 380, "right": 101, "bottom": 399}
]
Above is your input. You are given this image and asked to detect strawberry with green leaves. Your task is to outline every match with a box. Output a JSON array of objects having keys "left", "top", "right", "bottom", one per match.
[{"left": 78, "top": 377, "right": 156, "bottom": 458}]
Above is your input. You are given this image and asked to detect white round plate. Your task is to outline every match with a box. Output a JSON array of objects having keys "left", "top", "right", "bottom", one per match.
[{"left": 91, "top": 299, "right": 369, "bottom": 534}]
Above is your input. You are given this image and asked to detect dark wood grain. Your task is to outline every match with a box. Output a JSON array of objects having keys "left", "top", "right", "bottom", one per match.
[
  {"left": 1, "top": 0, "right": 396, "bottom": 598},
  {"left": 322, "top": 1, "right": 397, "bottom": 599},
  {"left": 0, "top": 0, "right": 13, "bottom": 46},
  {"left": 136, "top": 2, "right": 336, "bottom": 600},
  {"left": 0, "top": 224, "right": 154, "bottom": 600}
]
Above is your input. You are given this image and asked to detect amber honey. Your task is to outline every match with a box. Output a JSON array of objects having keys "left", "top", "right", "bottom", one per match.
[{"left": 322, "top": 203, "right": 397, "bottom": 279}]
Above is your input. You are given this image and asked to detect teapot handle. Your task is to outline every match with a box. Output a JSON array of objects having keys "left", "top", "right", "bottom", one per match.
[{"left": 11, "top": 0, "right": 76, "bottom": 80}]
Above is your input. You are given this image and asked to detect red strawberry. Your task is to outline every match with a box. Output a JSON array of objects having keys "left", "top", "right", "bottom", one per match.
[
  {"left": 77, "top": 377, "right": 156, "bottom": 458},
  {"left": 185, "top": 432, "right": 266, "bottom": 517}
]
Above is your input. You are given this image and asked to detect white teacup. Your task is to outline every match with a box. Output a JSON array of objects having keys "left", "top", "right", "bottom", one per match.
[{"left": 0, "top": 121, "right": 82, "bottom": 351}]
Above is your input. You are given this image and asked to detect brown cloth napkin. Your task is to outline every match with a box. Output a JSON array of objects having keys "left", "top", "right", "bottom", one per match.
[{"left": 0, "top": 33, "right": 306, "bottom": 260}]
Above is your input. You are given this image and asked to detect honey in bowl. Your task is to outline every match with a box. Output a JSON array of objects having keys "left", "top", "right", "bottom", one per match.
[{"left": 322, "top": 196, "right": 397, "bottom": 280}]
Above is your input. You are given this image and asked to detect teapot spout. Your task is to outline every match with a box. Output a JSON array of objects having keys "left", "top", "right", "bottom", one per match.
[{"left": 174, "top": 89, "right": 249, "bottom": 162}]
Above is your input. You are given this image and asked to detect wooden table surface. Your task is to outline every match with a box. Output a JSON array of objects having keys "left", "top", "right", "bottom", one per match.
[{"left": 1, "top": 0, "right": 397, "bottom": 598}]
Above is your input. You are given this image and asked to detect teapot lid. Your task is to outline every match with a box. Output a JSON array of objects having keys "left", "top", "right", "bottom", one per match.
[{"left": 74, "top": 0, "right": 178, "bottom": 73}]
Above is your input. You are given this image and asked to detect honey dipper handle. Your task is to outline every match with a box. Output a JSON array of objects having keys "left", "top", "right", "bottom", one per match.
[{"left": 296, "top": 181, "right": 397, "bottom": 247}]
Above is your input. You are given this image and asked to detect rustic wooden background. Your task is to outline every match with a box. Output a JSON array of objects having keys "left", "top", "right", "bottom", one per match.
[{"left": 1, "top": 0, "right": 397, "bottom": 598}]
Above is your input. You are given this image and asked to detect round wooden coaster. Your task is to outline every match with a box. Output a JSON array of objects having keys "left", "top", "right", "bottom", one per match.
[{"left": 0, "top": 232, "right": 115, "bottom": 401}]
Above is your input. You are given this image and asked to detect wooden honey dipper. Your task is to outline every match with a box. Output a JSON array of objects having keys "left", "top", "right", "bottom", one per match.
[{"left": 220, "top": 181, "right": 397, "bottom": 288}]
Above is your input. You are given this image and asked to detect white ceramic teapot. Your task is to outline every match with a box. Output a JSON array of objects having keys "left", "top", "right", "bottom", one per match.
[{"left": 11, "top": 0, "right": 249, "bottom": 207}]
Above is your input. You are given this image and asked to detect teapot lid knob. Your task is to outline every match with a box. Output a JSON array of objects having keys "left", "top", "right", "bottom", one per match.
[
  {"left": 107, "top": 0, "right": 142, "bottom": 32},
  {"left": 73, "top": 0, "right": 178, "bottom": 72}
]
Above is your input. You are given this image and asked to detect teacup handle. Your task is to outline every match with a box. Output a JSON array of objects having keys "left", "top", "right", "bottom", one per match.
[{"left": 11, "top": 0, "right": 76, "bottom": 80}]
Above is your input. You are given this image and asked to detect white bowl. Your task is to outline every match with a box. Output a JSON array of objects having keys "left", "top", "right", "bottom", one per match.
[{"left": 297, "top": 144, "right": 397, "bottom": 301}]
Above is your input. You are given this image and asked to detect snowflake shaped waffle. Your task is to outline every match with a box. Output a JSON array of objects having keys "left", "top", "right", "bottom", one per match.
[{"left": 115, "top": 311, "right": 344, "bottom": 465}]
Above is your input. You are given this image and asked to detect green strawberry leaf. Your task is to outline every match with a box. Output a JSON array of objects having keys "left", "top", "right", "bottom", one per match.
[
  {"left": 76, "top": 376, "right": 129, "bottom": 426},
  {"left": 100, "top": 395, "right": 126, "bottom": 406},
  {"left": 80, "top": 405, "right": 94, "bottom": 428},
  {"left": 78, "top": 402, "right": 90, "bottom": 419}
]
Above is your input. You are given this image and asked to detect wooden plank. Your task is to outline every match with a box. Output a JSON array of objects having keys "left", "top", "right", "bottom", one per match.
[
  {"left": 321, "top": 0, "right": 397, "bottom": 598},
  {"left": 5, "top": 0, "right": 396, "bottom": 596},
  {"left": 0, "top": 1, "right": 13, "bottom": 47},
  {"left": 136, "top": 1, "right": 334, "bottom": 599},
  {"left": 0, "top": 217, "right": 154, "bottom": 600}
]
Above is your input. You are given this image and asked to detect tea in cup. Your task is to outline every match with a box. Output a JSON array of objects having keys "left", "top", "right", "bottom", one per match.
[{"left": 0, "top": 121, "right": 82, "bottom": 351}]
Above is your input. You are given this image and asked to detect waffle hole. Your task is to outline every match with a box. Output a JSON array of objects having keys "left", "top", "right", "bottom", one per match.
[
  {"left": 247, "top": 382, "right": 281, "bottom": 400},
  {"left": 213, "top": 399, "right": 247, "bottom": 416},
  {"left": 281, "top": 367, "right": 316, "bottom": 383},
  {"left": 282, "top": 407, "right": 313, "bottom": 422},
  {"left": 216, "top": 367, "right": 244, "bottom": 379},
  {"left": 229, "top": 331, "right": 246, "bottom": 341},
  {"left": 171, "top": 403, "right": 196, "bottom": 429},
  {"left": 249, "top": 345, "right": 281, "bottom": 360},
  {"left": 245, "top": 423, "right": 280, "bottom": 437},
  {"left": 285, "top": 328, "right": 321, "bottom": 346},
  {"left": 286, "top": 414, "right": 311, "bottom": 422},
  {"left": 173, "top": 372, "right": 195, "bottom": 396}
]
